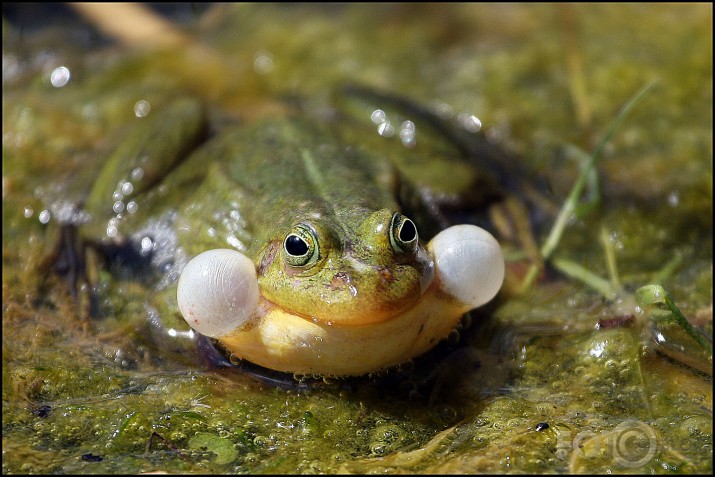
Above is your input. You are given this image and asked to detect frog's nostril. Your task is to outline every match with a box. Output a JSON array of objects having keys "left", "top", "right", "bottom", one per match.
[{"left": 329, "top": 271, "right": 358, "bottom": 297}]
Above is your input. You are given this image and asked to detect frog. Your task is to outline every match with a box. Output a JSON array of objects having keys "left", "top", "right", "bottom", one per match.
[{"left": 47, "top": 88, "right": 506, "bottom": 377}]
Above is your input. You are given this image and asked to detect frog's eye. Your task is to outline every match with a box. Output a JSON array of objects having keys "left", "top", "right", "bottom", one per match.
[
  {"left": 283, "top": 224, "right": 320, "bottom": 267},
  {"left": 389, "top": 213, "right": 418, "bottom": 254}
]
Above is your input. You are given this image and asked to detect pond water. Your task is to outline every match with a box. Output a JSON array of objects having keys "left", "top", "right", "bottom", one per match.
[{"left": 2, "top": 4, "right": 712, "bottom": 474}]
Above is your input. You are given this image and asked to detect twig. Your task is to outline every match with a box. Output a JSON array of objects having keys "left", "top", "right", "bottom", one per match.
[{"left": 68, "top": 3, "right": 190, "bottom": 48}]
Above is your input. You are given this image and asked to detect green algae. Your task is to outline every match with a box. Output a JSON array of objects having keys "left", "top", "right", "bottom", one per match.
[{"left": 2, "top": 4, "right": 712, "bottom": 474}]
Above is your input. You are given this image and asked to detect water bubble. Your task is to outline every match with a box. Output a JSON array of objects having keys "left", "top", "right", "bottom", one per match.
[
  {"left": 39, "top": 210, "right": 51, "bottom": 224},
  {"left": 113, "top": 190, "right": 124, "bottom": 201},
  {"left": 81, "top": 102, "right": 99, "bottom": 121},
  {"left": 226, "top": 234, "right": 242, "bottom": 250},
  {"left": 229, "top": 209, "right": 241, "bottom": 222},
  {"left": 207, "top": 227, "right": 216, "bottom": 237},
  {"left": 13, "top": 132, "right": 27, "bottom": 148},
  {"left": 485, "top": 127, "right": 502, "bottom": 143},
  {"left": 121, "top": 182, "right": 134, "bottom": 196},
  {"left": 126, "top": 201, "right": 138, "bottom": 214},
  {"left": 589, "top": 341, "right": 606, "bottom": 358},
  {"left": 50, "top": 66, "right": 71, "bottom": 88},
  {"left": 3, "top": 54, "right": 21, "bottom": 83},
  {"left": 23, "top": 206, "right": 33, "bottom": 218},
  {"left": 399, "top": 129, "right": 413, "bottom": 140},
  {"left": 131, "top": 167, "right": 144, "bottom": 181},
  {"left": 134, "top": 100, "right": 151, "bottom": 118},
  {"left": 667, "top": 191, "right": 679, "bottom": 207},
  {"left": 431, "top": 101, "right": 454, "bottom": 119},
  {"left": 399, "top": 121, "right": 416, "bottom": 147},
  {"left": 460, "top": 114, "right": 482, "bottom": 133},
  {"left": 371, "top": 109, "right": 387, "bottom": 124},
  {"left": 113, "top": 201, "right": 125, "bottom": 213},
  {"left": 2, "top": 132, "right": 13, "bottom": 148},
  {"left": 140, "top": 236, "right": 154, "bottom": 255},
  {"left": 377, "top": 122, "right": 395, "bottom": 137},
  {"left": 400, "top": 135, "right": 416, "bottom": 148},
  {"left": 49, "top": 200, "right": 90, "bottom": 225},
  {"left": 400, "top": 133, "right": 417, "bottom": 147},
  {"left": 253, "top": 50, "right": 274, "bottom": 74},
  {"left": 106, "top": 225, "right": 118, "bottom": 237}
]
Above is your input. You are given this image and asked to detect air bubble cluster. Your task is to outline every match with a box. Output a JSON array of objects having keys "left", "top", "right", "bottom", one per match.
[{"left": 370, "top": 109, "right": 416, "bottom": 147}]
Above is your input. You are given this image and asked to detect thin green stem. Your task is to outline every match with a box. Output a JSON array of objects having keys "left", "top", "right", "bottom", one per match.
[
  {"left": 519, "top": 80, "right": 657, "bottom": 293},
  {"left": 551, "top": 257, "right": 616, "bottom": 298},
  {"left": 648, "top": 254, "right": 683, "bottom": 285},
  {"left": 539, "top": 80, "right": 658, "bottom": 261},
  {"left": 599, "top": 225, "right": 623, "bottom": 295},
  {"left": 636, "top": 285, "right": 712, "bottom": 354}
]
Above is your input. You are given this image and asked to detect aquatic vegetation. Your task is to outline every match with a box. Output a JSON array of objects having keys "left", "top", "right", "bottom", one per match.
[{"left": 2, "top": 4, "right": 711, "bottom": 474}]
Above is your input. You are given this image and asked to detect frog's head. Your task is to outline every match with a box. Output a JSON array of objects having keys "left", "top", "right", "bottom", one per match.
[
  {"left": 177, "top": 212, "right": 504, "bottom": 375},
  {"left": 256, "top": 208, "right": 434, "bottom": 325}
]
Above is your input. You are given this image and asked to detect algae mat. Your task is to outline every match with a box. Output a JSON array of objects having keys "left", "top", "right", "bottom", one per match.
[{"left": 3, "top": 4, "right": 712, "bottom": 473}]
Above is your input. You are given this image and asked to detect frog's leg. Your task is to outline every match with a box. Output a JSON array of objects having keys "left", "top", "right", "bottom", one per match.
[
  {"left": 39, "top": 224, "right": 94, "bottom": 319},
  {"left": 340, "top": 83, "right": 557, "bottom": 210},
  {"left": 340, "top": 84, "right": 552, "bottom": 288},
  {"left": 341, "top": 84, "right": 547, "bottom": 202},
  {"left": 43, "top": 98, "right": 208, "bottom": 316},
  {"left": 82, "top": 98, "right": 208, "bottom": 218},
  {"left": 339, "top": 85, "right": 499, "bottom": 218}
]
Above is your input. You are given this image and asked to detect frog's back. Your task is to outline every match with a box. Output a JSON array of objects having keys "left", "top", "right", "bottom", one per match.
[{"left": 191, "top": 118, "right": 401, "bottom": 246}]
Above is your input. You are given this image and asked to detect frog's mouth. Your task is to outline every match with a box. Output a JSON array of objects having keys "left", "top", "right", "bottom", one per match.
[
  {"left": 177, "top": 224, "right": 504, "bottom": 342},
  {"left": 256, "top": 244, "right": 437, "bottom": 327}
]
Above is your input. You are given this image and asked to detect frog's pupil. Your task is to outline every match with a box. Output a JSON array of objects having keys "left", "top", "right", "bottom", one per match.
[
  {"left": 399, "top": 219, "right": 417, "bottom": 242},
  {"left": 285, "top": 235, "right": 309, "bottom": 256}
]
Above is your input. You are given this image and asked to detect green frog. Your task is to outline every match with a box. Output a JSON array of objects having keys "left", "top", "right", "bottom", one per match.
[{"left": 49, "top": 90, "right": 505, "bottom": 377}]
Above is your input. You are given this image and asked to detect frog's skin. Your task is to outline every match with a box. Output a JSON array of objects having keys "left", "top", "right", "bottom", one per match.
[
  {"left": 179, "top": 225, "right": 502, "bottom": 377},
  {"left": 173, "top": 119, "right": 504, "bottom": 376},
  {"left": 62, "top": 96, "right": 504, "bottom": 377}
]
